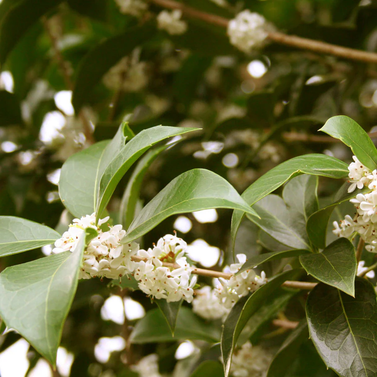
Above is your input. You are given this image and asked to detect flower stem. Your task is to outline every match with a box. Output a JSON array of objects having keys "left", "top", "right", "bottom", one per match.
[
  {"left": 356, "top": 238, "right": 365, "bottom": 263},
  {"left": 149, "top": 0, "right": 377, "bottom": 64}
]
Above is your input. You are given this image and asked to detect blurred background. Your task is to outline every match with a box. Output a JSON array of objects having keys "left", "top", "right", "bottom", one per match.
[{"left": 1, "top": 0, "right": 377, "bottom": 376}]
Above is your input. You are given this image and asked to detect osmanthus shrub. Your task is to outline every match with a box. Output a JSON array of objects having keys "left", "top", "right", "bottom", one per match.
[{"left": 0, "top": 115, "right": 376, "bottom": 377}]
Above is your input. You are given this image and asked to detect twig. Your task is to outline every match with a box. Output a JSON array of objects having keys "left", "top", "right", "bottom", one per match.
[
  {"left": 42, "top": 16, "right": 94, "bottom": 144},
  {"left": 149, "top": 0, "right": 377, "bottom": 64},
  {"left": 131, "top": 256, "right": 317, "bottom": 289},
  {"left": 356, "top": 238, "right": 365, "bottom": 263},
  {"left": 272, "top": 319, "right": 299, "bottom": 329}
]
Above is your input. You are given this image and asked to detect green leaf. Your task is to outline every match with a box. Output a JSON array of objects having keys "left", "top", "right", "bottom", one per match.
[
  {"left": 231, "top": 154, "right": 348, "bottom": 253},
  {"left": 190, "top": 361, "right": 224, "bottom": 377},
  {"left": 59, "top": 140, "right": 110, "bottom": 218},
  {"left": 267, "top": 321, "right": 309, "bottom": 377},
  {"left": 96, "top": 125, "right": 198, "bottom": 218},
  {"left": 238, "top": 287, "right": 298, "bottom": 345},
  {"left": 0, "top": 232, "right": 85, "bottom": 365},
  {"left": 155, "top": 299, "right": 183, "bottom": 336},
  {"left": 110, "top": 276, "right": 139, "bottom": 291},
  {"left": 319, "top": 115, "right": 377, "bottom": 170},
  {"left": 130, "top": 307, "right": 220, "bottom": 344},
  {"left": 307, "top": 184, "right": 366, "bottom": 249},
  {"left": 306, "top": 278, "right": 377, "bottom": 377},
  {"left": 0, "top": 0, "right": 63, "bottom": 65},
  {"left": 72, "top": 23, "right": 155, "bottom": 111},
  {"left": 123, "top": 169, "right": 259, "bottom": 243},
  {"left": 300, "top": 238, "right": 356, "bottom": 296},
  {"left": 248, "top": 195, "right": 311, "bottom": 250},
  {"left": 120, "top": 145, "right": 167, "bottom": 228},
  {"left": 0, "top": 90, "right": 23, "bottom": 126},
  {"left": 0, "top": 216, "right": 61, "bottom": 257},
  {"left": 221, "top": 269, "right": 302, "bottom": 377},
  {"left": 238, "top": 249, "right": 310, "bottom": 273}
]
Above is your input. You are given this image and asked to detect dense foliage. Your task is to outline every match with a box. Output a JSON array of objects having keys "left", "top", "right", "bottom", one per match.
[{"left": 1, "top": 1, "right": 377, "bottom": 377}]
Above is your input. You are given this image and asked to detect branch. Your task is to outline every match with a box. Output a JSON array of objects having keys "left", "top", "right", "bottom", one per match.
[
  {"left": 130, "top": 256, "right": 317, "bottom": 289},
  {"left": 272, "top": 319, "right": 299, "bottom": 329},
  {"left": 149, "top": 0, "right": 377, "bottom": 64},
  {"left": 356, "top": 238, "right": 365, "bottom": 263}
]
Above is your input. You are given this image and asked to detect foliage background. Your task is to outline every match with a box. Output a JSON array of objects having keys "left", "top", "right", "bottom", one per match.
[{"left": 0, "top": 0, "right": 377, "bottom": 376}]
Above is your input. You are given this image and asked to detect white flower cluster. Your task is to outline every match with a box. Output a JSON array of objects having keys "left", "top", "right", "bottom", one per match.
[
  {"left": 157, "top": 10, "right": 188, "bottom": 35},
  {"left": 230, "top": 341, "right": 273, "bottom": 377},
  {"left": 333, "top": 156, "right": 377, "bottom": 252},
  {"left": 227, "top": 10, "right": 270, "bottom": 53},
  {"left": 133, "top": 234, "right": 197, "bottom": 303},
  {"left": 53, "top": 213, "right": 138, "bottom": 279},
  {"left": 215, "top": 254, "right": 267, "bottom": 309},
  {"left": 192, "top": 286, "right": 230, "bottom": 320},
  {"left": 115, "top": 0, "right": 148, "bottom": 17},
  {"left": 131, "top": 354, "right": 162, "bottom": 377},
  {"left": 103, "top": 56, "right": 148, "bottom": 92}
]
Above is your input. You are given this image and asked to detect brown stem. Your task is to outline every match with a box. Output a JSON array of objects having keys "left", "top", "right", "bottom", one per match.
[
  {"left": 272, "top": 319, "right": 299, "bottom": 329},
  {"left": 42, "top": 16, "right": 94, "bottom": 144},
  {"left": 150, "top": 0, "right": 377, "bottom": 64},
  {"left": 356, "top": 238, "right": 365, "bottom": 263},
  {"left": 130, "top": 256, "right": 317, "bottom": 289}
]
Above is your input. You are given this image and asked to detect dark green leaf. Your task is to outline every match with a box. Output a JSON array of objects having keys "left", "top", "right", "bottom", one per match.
[
  {"left": 267, "top": 321, "right": 308, "bottom": 377},
  {"left": 300, "top": 238, "right": 356, "bottom": 296},
  {"left": 221, "top": 269, "right": 302, "bottom": 377},
  {"left": 231, "top": 154, "right": 348, "bottom": 253},
  {"left": 239, "top": 249, "right": 310, "bottom": 273},
  {"left": 0, "top": 216, "right": 60, "bottom": 257},
  {"left": 248, "top": 195, "right": 311, "bottom": 250},
  {"left": 306, "top": 278, "right": 377, "bottom": 377},
  {"left": 190, "top": 361, "right": 224, "bottom": 377},
  {"left": 0, "top": 232, "right": 85, "bottom": 365},
  {"left": 96, "top": 125, "right": 198, "bottom": 218},
  {"left": 123, "top": 169, "right": 259, "bottom": 243},
  {"left": 130, "top": 307, "right": 220, "bottom": 344},
  {"left": 120, "top": 145, "right": 167, "bottom": 228},
  {"left": 319, "top": 115, "right": 377, "bottom": 170},
  {"left": 0, "top": 0, "right": 63, "bottom": 65},
  {"left": 0, "top": 90, "right": 22, "bottom": 126},
  {"left": 59, "top": 140, "right": 110, "bottom": 218},
  {"left": 155, "top": 299, "right": 183, "bottom": 336},
  {"left": 72, "top": 23, "right": 155, "bottom": 111}
]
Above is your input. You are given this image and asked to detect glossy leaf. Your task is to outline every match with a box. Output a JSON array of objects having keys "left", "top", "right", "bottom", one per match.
[
  {"left": 267, "top": 321, "right": 309, "bottom": 377},
  {"left": 96, "top": 125, "right": 198, "bottom": 218},
  {"left": 0, "top": 216, "right": 60, "bottom": 257},
  {"left": 130, "top": 307, "right": 220, "bottom": 344},
  {"left": 0, "top": 0, "right": 63, "bottom": 65},
  {"left": 221, "top": 269, "right": 302, "bottom": 377},
  {"left": 0, "top": 232, "right": 85, "bottom": 365},
  {"left": 320, "top": 115, "right": 377, "bottom": 170},
  {"left": 190, "top": 361, "right": 224, "bottom": 377},
  {"left": 306, "top": 278, "right": 377, "bottom": 377},
  {"left": 123, "top": 169, "right": 259, "bottom": 243},
  {"left": 120, "top": 145, "right": 167, "bottom": 228},
  {"left": 238, "top": 287, "right": 298, "bottom": 345},
  {"left": 307, "top": 184, "right": 366, "bottom": 249},
  {"left": 155, "top": 299, "right": 183, "bottom": 336},
  {"left": 301, "top": 238, "right": 356, "bottom": 296},
  {"left": 248, "top": 195, "right": 311, "bottom": 250},
  {"left": 72, "top": 23, "right": 155, "bottom": 111},
  {"left": 231, "top": 154, "right": 348, "bottom": 252},
  {"left": 238, "top": 249, "right": 310, "bottom": 273},
  {"left": 59, "top": 140, "right": 110, "bottom": 218}
]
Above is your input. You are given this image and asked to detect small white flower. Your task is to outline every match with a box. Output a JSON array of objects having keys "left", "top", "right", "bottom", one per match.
[
  {"left": 230, "top": 342, "right": 273, "bottom": 377},
  {"left": 157, "top": 10, "right": 188, "bottom": 35},
  {"left": 227, "top": 10, "right": 269, "bottom": 53},
  {"left": 357, "top": 261, "right": 375, "bottom": 279},
  {"left": 347, "top": 156, "right": 371, "bottom": 193},
  {"left": 192, "top": 286, "right": 230, "bottom": 320},
  {"left": 115, "top": 0, "right": 147, "bottom": 17},
  {"left": 131, "top": 354, "right": 162, "bottom": 377}
]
